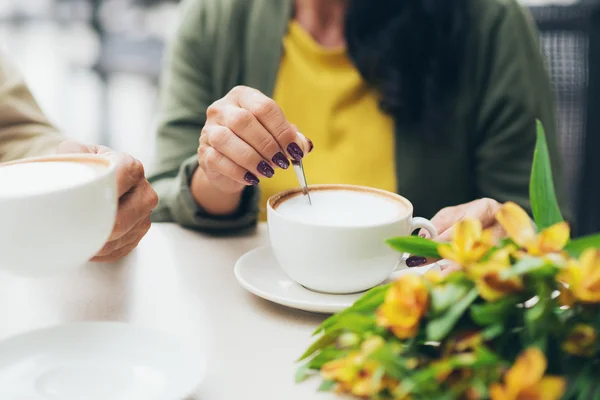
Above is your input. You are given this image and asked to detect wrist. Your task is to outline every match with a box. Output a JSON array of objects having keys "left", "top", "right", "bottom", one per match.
[{"left": 190, "top": 167, "right": 244, "bottom": 216}]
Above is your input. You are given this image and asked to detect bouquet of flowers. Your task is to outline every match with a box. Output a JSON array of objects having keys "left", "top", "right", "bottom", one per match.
[{"left": 297, "top": 121, "right": 600, "bottom": 400}]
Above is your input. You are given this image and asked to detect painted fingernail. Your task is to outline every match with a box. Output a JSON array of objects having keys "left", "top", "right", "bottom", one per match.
[
  {"left": 272, "top": 152, "right": 290, "bottom": 169},
  {"left": 406, "top": 256, "right": 427, "bottom": 268},
  {"left": 244, "top": 172, "right": 260, "bottom": 186},
  {"left": 257, "top": 161, "right": 275, "bottom": 178},
  {"left": 419, "top": 234, "right": 427, "bottom": 238},
  {"left": 287, "top": 142, "right": 304, "bottom": 161},
  {"left": 307, "top": 138, "right": 314, "bottom": 153}
]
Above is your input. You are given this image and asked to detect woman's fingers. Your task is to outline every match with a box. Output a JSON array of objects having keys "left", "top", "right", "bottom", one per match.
[
  {"left": 199, "top": 142, "right": 261, "bottom": 187},
  {"left": 202, "top": 125, "right": 274, "bottom": 180},
  {"left": 228, "top": 86, "right": 310, "bottom": 160},
  {"left": 208, "top": 102, "right": 291, "bottom": 170}
]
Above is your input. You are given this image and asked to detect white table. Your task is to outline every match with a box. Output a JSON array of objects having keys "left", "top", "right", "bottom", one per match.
[{"left": 0, "top": 223, "right": 334, "bottom": 399}]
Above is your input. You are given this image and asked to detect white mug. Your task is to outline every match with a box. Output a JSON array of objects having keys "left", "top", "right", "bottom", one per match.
[
  {"left": 0, "top": 154, "right": 117, "bottom": 275},
  {"left": 267, "top": 184, "right": 438, "bottom": 294}
]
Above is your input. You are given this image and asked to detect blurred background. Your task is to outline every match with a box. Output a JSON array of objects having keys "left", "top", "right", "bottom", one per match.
[
  {"left": 1, "top": 0, "right": 599, "bottom": 235},
  {"left": 0, "top": 0, "right": 180, "bottom": 168}
]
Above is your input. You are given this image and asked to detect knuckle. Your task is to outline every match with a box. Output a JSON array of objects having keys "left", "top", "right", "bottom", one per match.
[
  {"left": 228, "top": 85, "right": 248, "bottom": 97},
  {"left": 206, "top": 126, "right": 230, "bottom": 149},
  {"left": 229, "top": 108, "right": 254, "bottom": 131},
  {"left": 125, "top": 156, "right": 144, "bottom": 182},
  {"left": 206, "top": 101, "right": 224, "bottom": 119},
  {"left": 204, "top": 147, "right": 221, "bottom": 169},
  {"left": 146, "top": 185, "right": 159, "bottom": 209},
  {"left": 241, "top": 148, "right": 256, "bottom": 166},
  {"left": 249, "top": 97, "right": 278, "bottom": 119},
  {"left": 257, "top": 134, "right": 274, "bottom": 154}
]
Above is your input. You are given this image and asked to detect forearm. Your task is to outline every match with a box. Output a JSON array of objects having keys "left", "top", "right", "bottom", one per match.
[
  {"left": 190, "top": 167, "right": 244, "bottom": 216},
  {"left": 0, "top": 55, "right": 65, "bottom": 162}
]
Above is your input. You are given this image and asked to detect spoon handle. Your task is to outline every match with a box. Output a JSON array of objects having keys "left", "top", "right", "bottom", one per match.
[{"left": 292, "top": 160, "right": 312, "bottom": 205}]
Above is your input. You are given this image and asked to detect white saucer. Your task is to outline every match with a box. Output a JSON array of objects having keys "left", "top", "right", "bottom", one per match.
[
  {"left": 0, "top": 322, "right": 206, "bottom": 400},
  {"left": 234, "top": 246, "right": 440, "bottom": 314}
]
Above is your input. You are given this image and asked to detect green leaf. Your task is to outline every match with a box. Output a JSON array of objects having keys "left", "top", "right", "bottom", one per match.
[
  {"left": 318, "top": 380, "right": 336, "bottom": 392},
  {"left": 308, "top": 348, "right": 347, "bottom": 369},
  {"left": 565, "top": 233, "right": 600, "bottom": 257},
  {"left": 298, "top": 329, "right": 340, "bottom": 362},
  {"left": 530, "top": 120, "right": 563, "bottom": 229},
  {"left": 430, "top": 283, "right": 470, "bottom": 316},
  {"left": 313, "top": 284, "right": 390, "bottom": 335},
  {"left": 386, "top": 236, "right": 441, "bottom": 258},
  {"left": 301, "top": 314, "right": 377, "bottom": 361},
  {"left": 471, "top": 296, "right": 519, "bottom": 325},
  {"left": 295, "top": 362, "right": 313, "bottom": 383},
  {"left": 481, "top": 324, "right": 504, "bottom": 340},
  {"left": 427, "top": 288, "right": 479, "bottom": 341},
  {"left": 368, "top": 346, "right": 407, "bottom": 380}
]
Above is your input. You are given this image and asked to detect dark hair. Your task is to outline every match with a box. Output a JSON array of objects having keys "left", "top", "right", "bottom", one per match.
[{"left": 345, "top": 0, "right": 469, "bottom": 135}]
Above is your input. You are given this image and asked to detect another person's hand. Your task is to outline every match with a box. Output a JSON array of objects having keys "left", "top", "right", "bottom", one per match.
[
  {"left": 427, "top": 198, "right": 504, "bottom": 242},
  {"left": 409, "top": 198, "right": 504, "bottom": 274},
  {"left": 58, "top": 140, "right": 158, "bottom": 262},
  {"left": 198, "top": 86, "right": 311, "bottom": 194}
]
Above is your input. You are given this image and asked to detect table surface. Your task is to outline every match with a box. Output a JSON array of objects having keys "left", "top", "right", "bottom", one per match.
[{"left": 0, "top": 223, "right": 333, "bottom": 400}]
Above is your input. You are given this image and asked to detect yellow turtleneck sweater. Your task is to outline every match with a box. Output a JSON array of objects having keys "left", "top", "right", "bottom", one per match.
[{"left": 259, "top": 21, "right": 397, "bottom": 220}]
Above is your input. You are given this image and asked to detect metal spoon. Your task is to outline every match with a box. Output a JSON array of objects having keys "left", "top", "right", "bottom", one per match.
[{"left": 292, "top": 160, "right": 312, "bottom": 205}]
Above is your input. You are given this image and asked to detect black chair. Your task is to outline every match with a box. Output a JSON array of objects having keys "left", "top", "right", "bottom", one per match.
[{"left": 529, "top": 1, "right": 600, "bottom": 237}]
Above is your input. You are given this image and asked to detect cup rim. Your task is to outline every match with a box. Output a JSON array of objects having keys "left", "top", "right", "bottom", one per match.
[
  {"left": 267, "top": 184, "right": 414, "bottom": 227},
  {"left": 0, "top": 154, "right": 116, "bottom": 200}
]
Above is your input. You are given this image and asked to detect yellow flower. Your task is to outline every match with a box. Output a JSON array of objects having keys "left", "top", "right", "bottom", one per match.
[
  {"left": 489, "top": 348, "right": 565, "bottom": 400},
  {"left": 377, "top": 274, "right": 429, "bottom": 339},
  {"left": 424, "top": 270, "right": 444, "bottom": 285},
  {"left": 468, "top": 247, "right": 523, "bottom": 301},
  {"left": 562, "top": 324, "right": 597, "bottom": 357},
  {"left": 321, "top": 336, "right": 388, "bottom": 397},
  {"left": 438, "top": 219, "right": 495, "bottom": 266},
  {"left": 558, "top": 249, "right": 600, "bottom": 303},
  {"left": 495, "top": 202, "right": 570, "bottom": 256}
]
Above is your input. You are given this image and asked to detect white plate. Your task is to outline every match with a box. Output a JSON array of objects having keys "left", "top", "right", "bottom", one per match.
[
  {"left": 0, "top": 322, "right": 206, "bottom": 400},
  {"left": 234, "top": 246, "right": 440, "bottom": 314}
]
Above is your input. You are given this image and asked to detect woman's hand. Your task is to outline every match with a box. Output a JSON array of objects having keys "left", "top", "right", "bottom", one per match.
[
  {"left": 408, "top": 198, "right": 505, "bottom": 274},
  {"left": 198, "top": 86, "right": 311, "bottom": 192},
  {"left": 190, "top": 86, "right": 311, "bottom": 216}
]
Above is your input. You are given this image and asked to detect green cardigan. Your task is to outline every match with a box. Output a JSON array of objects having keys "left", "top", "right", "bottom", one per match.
[{"left": 149, "top": 0, "right": 568, "bottom": 232}]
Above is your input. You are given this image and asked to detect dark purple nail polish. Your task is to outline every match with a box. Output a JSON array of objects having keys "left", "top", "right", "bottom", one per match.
[
  {"left": 307, "top": 138, "right": 314, "bottom": 153},
  {"left": 257, "top": 161, "right": 274, "bottom": 178},
  {"left": 244, "top": 172, "right": 260, "bottom": 186},
  {"left": 272, "top": 152, "right": 290, "bottom": 169},
  {"left": 406, "top": 256, "right": 427, "bottom": 268},
  {"left": 287, "top": 142, "right": 304, "bottom": 161}
]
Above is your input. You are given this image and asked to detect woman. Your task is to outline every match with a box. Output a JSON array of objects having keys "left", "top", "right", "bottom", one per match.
[{"left": 149, "top": 0, "right": 568, "bottom": 235}]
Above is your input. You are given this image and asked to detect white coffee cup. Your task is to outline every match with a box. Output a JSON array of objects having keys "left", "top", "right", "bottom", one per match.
[
  {"left": 267, "top": 184, "right": 438, "bottom": 294},
  {"left": 0, "top": 154, "right": 118, "bottom": 275}
]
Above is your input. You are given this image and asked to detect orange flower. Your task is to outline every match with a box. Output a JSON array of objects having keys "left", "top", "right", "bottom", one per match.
[
  {"left": 495, "top": 202, "right": 569, "bottom": 257},
  {"left": 558, "top": 249, "right": 600, "bottom": 303},
  {"left": 489, "top": 348, "right": 565, "bottom": 400},
  {"left": 468, "top": 247, "right": 523, "bottom": 301},
  {"left": 377, "top": 274, "right": 429, "bottom": 339},
  {"left": 562, "top": 324, "right": 597, "bottom": 357},
  {"left": 321, "top": 336, "right": 387, "bottom": 397},
  {"left": 438, "top": 219, "right": 495, "bottom": 266}
]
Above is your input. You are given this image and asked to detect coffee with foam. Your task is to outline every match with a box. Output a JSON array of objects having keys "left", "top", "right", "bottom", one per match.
[
  {"left": 275, "top": 188, "right": 409, "bottom": 226},
  {"left": 0, "top": 161, "right": 104, "bottom": 197}
]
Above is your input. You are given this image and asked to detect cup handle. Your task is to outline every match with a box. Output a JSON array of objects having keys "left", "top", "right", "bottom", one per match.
[
  {"left": 411, "top": 217, "right": 438, "bottom": 239},
  {"left": 393, "top": 217, "right": 439, "bottom": 272}
]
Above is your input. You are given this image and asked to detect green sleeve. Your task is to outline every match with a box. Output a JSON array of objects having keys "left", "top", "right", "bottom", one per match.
[
  {"left": 148, "top": 0, "right": 260, "bottom": 232},
  {"left": 473, "top": 0, "right": 571, "bottom": 221}
]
